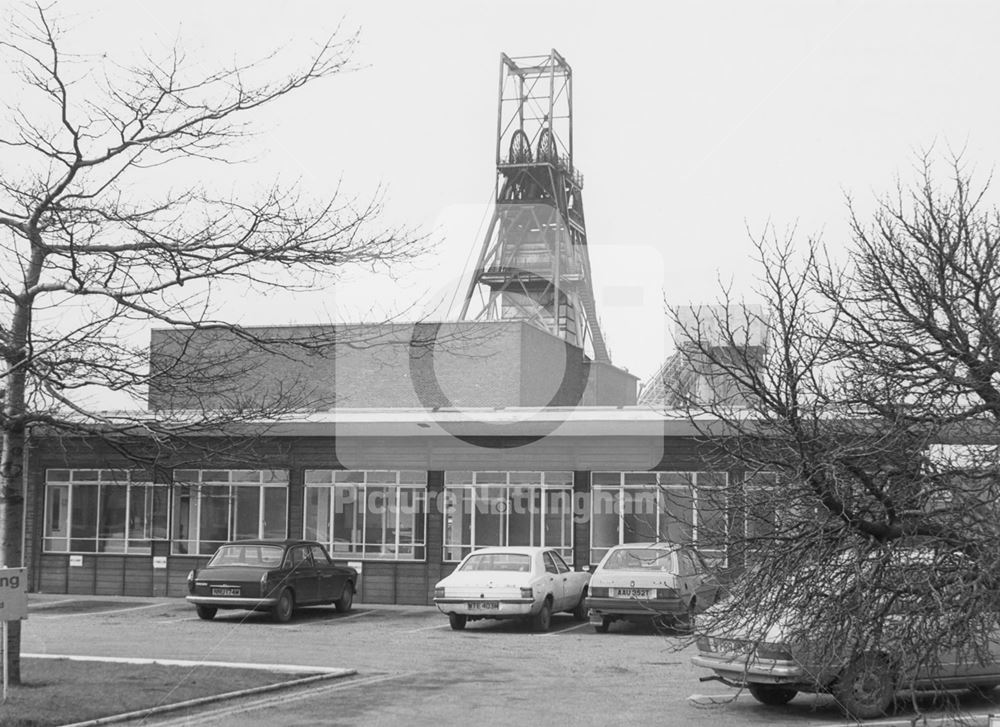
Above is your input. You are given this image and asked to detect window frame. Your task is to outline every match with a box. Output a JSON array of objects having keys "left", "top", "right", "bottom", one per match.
[
  {"left": 442, "top": 471, "right": 574, "bottom": 563},
  {"left": 589, "top": 471, "right": 729, "bottom": 565},
  {"left": 170, "top": 469, "right": 289, "bottom": 556},
  {"left": 302, "top": 470, "right": 428, "bottom": 562},
  {"left": 43, "top": 469, "right": 168, "bottom": 554}
]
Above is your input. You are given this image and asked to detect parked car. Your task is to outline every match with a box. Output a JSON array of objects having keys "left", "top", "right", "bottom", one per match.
[
  {"left": 186, "top": 539, "right": 357, "bottom": 623},
  {"left": 433, "top": 546, "right": 591, "bottom": 631},
  {"left": 585, "top": 542, "right": 723, "bottom": 633},
  {"left": 691, "top": 548, "right": 1000, "bottom": 719}
]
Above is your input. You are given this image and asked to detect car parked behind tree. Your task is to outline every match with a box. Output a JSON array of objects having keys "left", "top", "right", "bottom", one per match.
[{"left": 692, "top": 546, "right": 1000, "bottom": 719}]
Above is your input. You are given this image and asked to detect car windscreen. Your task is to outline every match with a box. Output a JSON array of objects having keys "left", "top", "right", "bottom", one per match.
[
  {"left": 459, "top": 553, "right": 531, "bottom": 573},
  {"left": 602, "top": 548, "right": 675, "bottom": 571},
  {"left": 207, "top": 544, "right": 284, "bottom": 568}
]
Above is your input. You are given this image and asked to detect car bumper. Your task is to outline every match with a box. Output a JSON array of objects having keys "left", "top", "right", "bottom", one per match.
[
  {"left": 586, "top": 596, "right": 685, "bottom": 619},
  {"left": 186, "top": 595, "right": 278, "bottom": 609},
  {"left": 691, "top": 652, "right": 806, "bottom": 685},
  {"left": 433, "top": 597, "right": 536, "bottom": 618}
]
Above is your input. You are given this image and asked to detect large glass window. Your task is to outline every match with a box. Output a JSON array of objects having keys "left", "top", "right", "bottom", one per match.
[
  {"left": 303, "top": 470, "right": 427, "bottom": 561},
  {"left": 744, "top": 471, "right": 780, "bottom": 540},
  {"left": 590, "top": 471, "right": 728, "bottom": 564},
  {"left": 43, "top": 469, "right": 167, "bottom": 554},
  {"left": 171, "top": 469, "right": 288, "bottom": 555},
  {"left": 443, "top": 471, "right": 574, "bottom": 562}
]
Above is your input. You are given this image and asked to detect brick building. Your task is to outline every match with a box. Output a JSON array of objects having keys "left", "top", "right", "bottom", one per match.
[{"left": 24, "top": 321, "right": 736, "bottom": 605}]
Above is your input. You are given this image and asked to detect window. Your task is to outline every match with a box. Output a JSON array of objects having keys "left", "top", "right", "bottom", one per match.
[
  {"left": 459, "top": 552, "right": 531, "bottom": 572},
  {"left": 171, "top": 469, "right": 288, "bottom": 555},
  {"left": 547, "top": 550, "right": 571, "bottom": 574},
  {"left": 603, "top": 547, "right": 677, "bottom": 572},
  {"left": 310, "top": 544, "right": 331, "bottom": 565},
  {"left": 677, "top": 550, "right": 698, "bottom": 576},
  {"left": 287, "top": 545, "right": 312, "bottom": 568},
  {"left": 208, "top": 543, "right": 284, "bottom": 567},
  {"left": 443, "top": 471, "right": 574, "bottom": 562},
  {"left": 744, "top": 471, "right": 780, "bottom": 540},
  {"left": 43, "top": 469, "right": 167, "bottom": 554},
  {"left": 303, "top": 470, "right": 427, "bottom": 561},
  {"left": 589, "top": 471, "right": 728, "bottom": 564}
]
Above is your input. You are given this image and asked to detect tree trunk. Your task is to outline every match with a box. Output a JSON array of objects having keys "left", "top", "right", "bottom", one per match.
[
  {"left": 1, "top": 287, "right": 33, "bottom": 687},
  {"left": 0, "top": 426, "right": 25, "bottom": 686}
]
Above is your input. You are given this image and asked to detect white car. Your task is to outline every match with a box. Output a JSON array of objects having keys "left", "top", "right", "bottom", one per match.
[
  {"left": 433, "top": 546, "right": 591, "bottom": 631},
  {"left": 585, "top": 542, "right": 723, "bottom": 633},
  {"left": 692, "top": 548, "right": 1000, "bottom": 719}
]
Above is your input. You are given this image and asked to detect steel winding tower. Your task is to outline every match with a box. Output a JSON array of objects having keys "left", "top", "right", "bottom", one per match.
[{"left": 459, "top": 50, "right": 610, "bottom": 363}]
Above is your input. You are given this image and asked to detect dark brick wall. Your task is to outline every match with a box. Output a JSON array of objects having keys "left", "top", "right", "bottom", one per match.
[
  {"left": 588, "top": 361, "right": 639, "bottom": 406},
  {"left": 148, "top": 321, "right": 636, "bottom": 411}
]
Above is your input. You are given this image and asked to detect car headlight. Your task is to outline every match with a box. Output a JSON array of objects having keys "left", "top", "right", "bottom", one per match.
[
  {"left": 520, "top": 587, "right": 534, "bottom": 599},
  {"left": 186, "top": 570, "right": 195, "bottom": 593},
  {"left": 434, "top": 587, "right": 445, "bottom": 598}
]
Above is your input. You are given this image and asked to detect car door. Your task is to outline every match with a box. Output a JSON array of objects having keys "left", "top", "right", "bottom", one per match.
[
  {"left": 543, "top": 551, "right": 568, "bottom": 609},
  {"left": 684, "top": 549, "right": 720, "bottom": 608},
  {"left": 675, "top": 550, "right": 698, "bottom": 603},
  {"left": 310, "top": 543, "right": 344, "bottom": 601},
  {"left": 933, "top": 610, "right": 1000, "bottom": 683},
  {"left": 550, "top": 551, "right": 580, "bottom": 609},
  {"left": 285, "top": 544, "right": 319, "bottom": 605}
]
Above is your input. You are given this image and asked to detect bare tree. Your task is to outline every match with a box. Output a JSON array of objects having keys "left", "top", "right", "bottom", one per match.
[
  {"left": 0, "top": 4, "right": 421, "bottom": 681},
  {"left": 667, "top": 155, "right": 1000, "bottom": 719}
]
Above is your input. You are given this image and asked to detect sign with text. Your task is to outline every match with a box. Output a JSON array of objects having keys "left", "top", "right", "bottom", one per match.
[{"left": 0, "top": 568, "right": 26, "bottom": 621}]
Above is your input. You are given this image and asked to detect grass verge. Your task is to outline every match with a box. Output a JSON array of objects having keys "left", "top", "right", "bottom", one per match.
[{"left": 0, "top": 657, "right": 316, "bottom": 727}]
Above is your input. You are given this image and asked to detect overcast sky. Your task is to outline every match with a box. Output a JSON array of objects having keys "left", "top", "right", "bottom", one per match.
[{"left": 23, "top": 0, "right": 1000, "bottom": 384}]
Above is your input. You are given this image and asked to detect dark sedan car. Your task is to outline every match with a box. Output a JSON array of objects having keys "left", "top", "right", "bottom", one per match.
[{"left": 186, "top": 539, "right": 358, "bottom": 622}]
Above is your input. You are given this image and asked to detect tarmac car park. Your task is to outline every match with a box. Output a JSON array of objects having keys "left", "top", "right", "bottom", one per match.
[{"left": 21, "top": 591, "right": 1000, "bottom": 726}]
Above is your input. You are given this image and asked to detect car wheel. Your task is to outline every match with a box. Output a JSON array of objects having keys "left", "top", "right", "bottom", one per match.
[
  {"left": 271, "top": 589, "right": 294, "bottom": 623},
  {"left": 448, "top": 613, "right": 467, "bottom": 631},
  {"left": 594, "top": 617, "right": 611, "bottom": 634},
  {"left": 571, "top": 591, "right": 588, "bottom": 621},
  {"left": 833, "top": 653, "right": 895, "bottom": 719},
  {"left": 195, "top": 605, "right": 217, "bottom": 621},
  {"left": 531, "top": 599, "right": 552, "bottom": 632},
  {"left": 747, "top": 683, "right": 797, "bottom": 706},
  {"left": 335, "top": 582, "right": 354, "bottom": 613}
]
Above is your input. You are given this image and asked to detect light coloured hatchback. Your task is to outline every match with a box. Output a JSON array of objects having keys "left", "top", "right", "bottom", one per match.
[{"left": 585, "top": 542, "right": 723, "bottom": 633}]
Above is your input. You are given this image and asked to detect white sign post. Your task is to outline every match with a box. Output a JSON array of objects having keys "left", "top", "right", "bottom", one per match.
[{"left": 0, "top": 568, "right": 27, "bottom": 704}]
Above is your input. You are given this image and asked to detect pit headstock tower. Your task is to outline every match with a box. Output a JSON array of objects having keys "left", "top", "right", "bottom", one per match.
[{"left": 459, "top": 50, "right": 609, "bottom": 363}]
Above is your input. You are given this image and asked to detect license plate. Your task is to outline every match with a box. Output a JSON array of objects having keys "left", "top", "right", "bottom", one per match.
[
  {"left": 467, "top": 601, "right": 499, "bottom": 610},
  {"left": 612, "top": 587, "right": 654, "bottom": 599},
  {"left": 713, "top": 638, "right": 750, "bottom": 654},
  {"left": 212, "top": 587, "right": 240, "bottom": 596}
]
